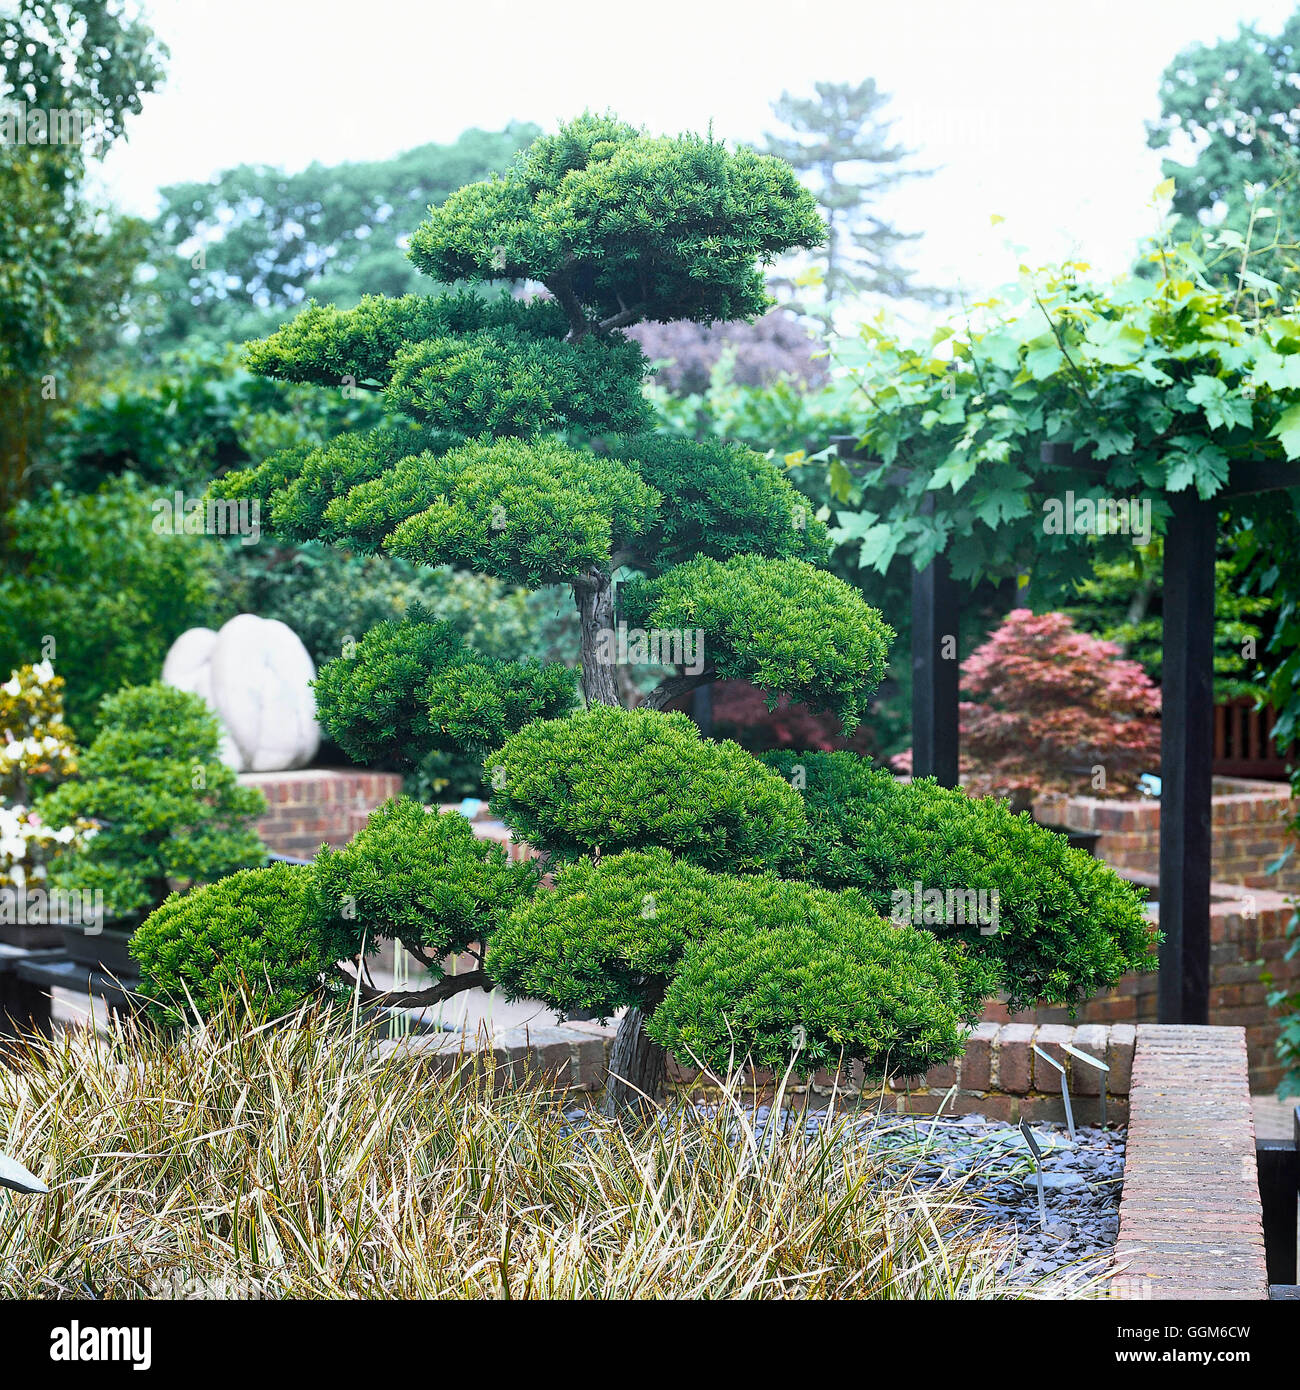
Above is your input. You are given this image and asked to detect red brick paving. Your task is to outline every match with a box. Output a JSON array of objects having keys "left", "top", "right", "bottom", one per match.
[{"left": 1112, "top": 1024, "right": 1268, "bottom": 1300}]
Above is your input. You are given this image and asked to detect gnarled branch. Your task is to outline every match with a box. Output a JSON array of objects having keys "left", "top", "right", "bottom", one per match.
[
  {"left": 595, "top": 303, "right": 648, "bottom": 334},
  {"left": 642, "top": 665, "right": 717, "bottom": 711},
  {"left": 332, "top": 965, "right": 492, "bottom": 1010}
]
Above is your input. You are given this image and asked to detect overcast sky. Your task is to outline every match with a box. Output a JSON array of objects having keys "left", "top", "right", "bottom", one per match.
[{"left": 100, "top": 0, "right": 1299, "bottom": 317}]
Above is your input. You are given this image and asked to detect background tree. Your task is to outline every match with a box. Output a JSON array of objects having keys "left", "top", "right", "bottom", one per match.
[
  {"left": 136, "top": 116, "right": 1149, "bottom": 1119},
  {"left": 0, "top": 477, "right": 226, "bottom": 737},
  {"left": 142, "top": 124, "right": 541, "bottom": 355},
  {"left": 1147, "top": 13, "right": 1300, "bottom": 304},
  {"left": 0, "top": 0, "right": 166, "bottom": 510},
  {"left": 761, "top": 79, "right": 937, "bottom": 310}
]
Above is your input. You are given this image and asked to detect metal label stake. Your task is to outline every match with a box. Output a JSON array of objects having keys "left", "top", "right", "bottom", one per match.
[
  {"left": 1018, "top": 1119, "right": 1046, "bottom": 1229},
  {"left": 1062, "top": 1043, "right": 1111, "bottom": 1129},
  {"left": 1032, "top": 1043, "right": 1075, "bottom": 1141},
  {"left": 0, "top": 1151, "right": 47, "bottom": 1195}
]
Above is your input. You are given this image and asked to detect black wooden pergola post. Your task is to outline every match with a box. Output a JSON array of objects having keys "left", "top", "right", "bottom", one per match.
[
  {"left": 910, "top": 498, "right": 960, "bottom": 788},
  {"left": 835, "top": 436, "right": 1300, "bottom": 1026},
  {"left": 834, "top": 440, "right": 960, "bottom": 788},
  {"left": 1158, "top": 492, "right": 1216, "bottom": 1023}
]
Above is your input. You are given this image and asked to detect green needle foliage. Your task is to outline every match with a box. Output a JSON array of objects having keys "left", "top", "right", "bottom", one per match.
[
  {"left": 602, "top": 433, "right": 831, "bottom": 571},
  {"left": 38, "top": 685, "right": 267, "bottom": 922},
  {"left": 312, "top": 611, "right": 576, "bottom": 768},
  {"left": 761, "top": 752, "right": 1154, "bottom": 1013},
  {"left": 321, "top": 437, "right": 660, "bottom": 582},
  {"left": 130, "top": 864, "right": 327, "bottom": 1027},
  {"left": 484, "top": 706, "right": 808, "bottom": 872},
  {"left": 164, "top": 116, "right": 1152, "bottom": 1114},
  {"left": 487, "top": 847, "right": 973, "bottom": 1076},
  {"left": 385, "top": 330, "right": 649, "bottom": 437},
  {"left": 408, "top": 114, "right": 826, "bottom": 333},
  {"left": 311, "top": 797, "right": 538, "bottom": 971},
  {"left": 621, "top": 555, "right": 893, "bottom": 732},
  {"left": 244, "top": 290, "right": 570, "bottom": 388}
]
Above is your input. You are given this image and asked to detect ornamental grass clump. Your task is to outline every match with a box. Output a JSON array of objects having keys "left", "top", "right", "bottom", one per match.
[
  {"left": 0, "top": 1005, "right": 1030, "bottom": 1300},
  {"left": 150, "top": 114, "right": 1154, "bottom": 1119}
]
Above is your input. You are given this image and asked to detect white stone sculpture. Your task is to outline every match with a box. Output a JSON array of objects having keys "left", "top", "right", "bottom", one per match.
[{"left": 162, "top": 615, "right": 320, "bottom": 772}]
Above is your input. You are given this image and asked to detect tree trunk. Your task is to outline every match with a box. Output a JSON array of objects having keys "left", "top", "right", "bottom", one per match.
[
  {"left": 573, "top": 565, "right": 668, "bottom": 1121},
  {"left": 574, "top": 568, "right": 620, "bottom": 708},
  {"left": 600, "top": 1006, "right": 667, "bottom": 1120}
]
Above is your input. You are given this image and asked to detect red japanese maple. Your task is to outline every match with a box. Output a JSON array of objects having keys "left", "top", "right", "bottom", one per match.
[{"left": 894, "top": 609, "right": 1161, "bottom": 807}]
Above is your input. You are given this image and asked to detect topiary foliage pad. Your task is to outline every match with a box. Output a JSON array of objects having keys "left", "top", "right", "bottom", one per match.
[
  {"left": 484, "top": 705, "right": 808, "bottom": 873},
  {"left": 486, "top": 847, "right": 976, "bottom": 1077},
  {"left": 761, "top": 751, "right": 1154, "bottom": 1013}
]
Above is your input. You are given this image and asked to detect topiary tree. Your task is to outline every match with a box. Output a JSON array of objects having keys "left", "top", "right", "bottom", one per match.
[
  {"left": 37, "top": 684, "right": 267, "bottom": 924},
  {"left": 154, "top": 115, "right": 1152, "bottom": 1118}
]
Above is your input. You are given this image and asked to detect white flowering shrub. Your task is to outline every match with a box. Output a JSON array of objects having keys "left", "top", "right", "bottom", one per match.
[{"left": 0, "top": 662, "right": 91, "bottom": 894}]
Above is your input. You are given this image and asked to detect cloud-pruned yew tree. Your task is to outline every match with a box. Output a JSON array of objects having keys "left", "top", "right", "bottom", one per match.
[{"left": 141, "top": 114, "right": 1152, "bottom": 1118}]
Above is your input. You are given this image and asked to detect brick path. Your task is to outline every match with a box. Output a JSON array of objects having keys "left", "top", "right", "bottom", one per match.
[{"left": 1113, "top": 1024, "right": 1268, "bottom": 1300}]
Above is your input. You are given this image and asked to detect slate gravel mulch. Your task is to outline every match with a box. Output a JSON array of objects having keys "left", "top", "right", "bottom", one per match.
[
  {"left": 565, "top": 1102, "right": 1125, "bottom": 1291},
  {"left": 871, "top": 1112, "right": 1125, "bottom": 1285},
  {"left": 749, "top": 1106, "right": 1125, "bottom": 1288}
]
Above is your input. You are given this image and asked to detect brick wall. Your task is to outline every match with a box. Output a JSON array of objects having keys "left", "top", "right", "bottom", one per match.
[
  {"left": 991, "top": 878, "right": 1299, "bottom": 1094},
  {"left": 1036, "top": 776, "right": 1300, "bottom": 892},
  {"left": 663, "top": 1021, "right": 1136, "bottom": 1123},
  {"left": 1112, "top": 1025, "right": 1267, "bottom": 1300},
  {"left": 239, "top": 768, "right": 403, "bottom": 859},
  {"left": 380, "top": 1019, "right": 1137, "bottom": 1122}
]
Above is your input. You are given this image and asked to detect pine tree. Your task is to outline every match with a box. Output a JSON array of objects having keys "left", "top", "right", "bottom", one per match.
[
  {"left": 150, "top": 115, "right": 1153, "bottom": 1119},
  {"left": 762, "top": 80, "right": 935, "bottom": 308}
]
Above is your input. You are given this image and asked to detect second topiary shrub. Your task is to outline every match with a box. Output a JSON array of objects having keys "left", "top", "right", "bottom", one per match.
[
  {"left": 130, "top": 863, "right": 328, "bottom": 1026},
  {"left": 761, "top": 751, "right": 1154, "bottom": 1013},
  {"left": 37, "top": 683, "right": 267, "bottom": 922}
]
